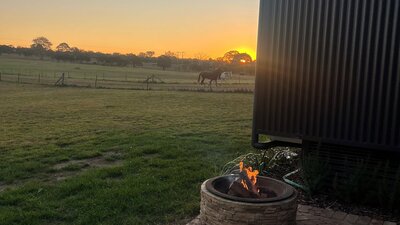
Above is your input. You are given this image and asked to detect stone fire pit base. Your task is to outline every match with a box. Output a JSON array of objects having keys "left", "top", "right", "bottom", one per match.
[{"left": 200, "top": 181, "right": 298, "bottom": 225}]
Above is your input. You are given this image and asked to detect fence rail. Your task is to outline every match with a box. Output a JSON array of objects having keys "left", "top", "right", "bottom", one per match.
[{"left": 0, "top": 72, "right": 254, "bottom": 93}]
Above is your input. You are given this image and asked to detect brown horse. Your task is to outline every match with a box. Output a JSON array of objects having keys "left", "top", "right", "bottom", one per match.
[{"left": 198, "top": 68, "right": 223, "bottom": 87}]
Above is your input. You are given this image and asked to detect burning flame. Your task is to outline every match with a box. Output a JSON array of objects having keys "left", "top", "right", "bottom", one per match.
[{"left": 239, "top": 161, "right": 259, "bottom": 191}]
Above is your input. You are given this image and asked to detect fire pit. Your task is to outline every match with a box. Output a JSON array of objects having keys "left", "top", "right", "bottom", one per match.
[{"left": 200, "top": 163, "right": 298, "bottom": 225}]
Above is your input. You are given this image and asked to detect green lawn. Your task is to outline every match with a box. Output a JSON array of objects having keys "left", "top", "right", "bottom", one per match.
[{"left": 0, "top": 82, "right": 254, "bottom": 225}]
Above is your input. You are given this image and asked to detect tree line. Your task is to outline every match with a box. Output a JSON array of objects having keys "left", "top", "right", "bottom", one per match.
[{"left": 0, "top": 37, "right": 255, "bottom": 74}]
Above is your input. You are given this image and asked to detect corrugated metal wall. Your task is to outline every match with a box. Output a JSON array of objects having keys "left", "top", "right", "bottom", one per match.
[{"left": 253, "top": 0, "right": 400, "bottom": 151}]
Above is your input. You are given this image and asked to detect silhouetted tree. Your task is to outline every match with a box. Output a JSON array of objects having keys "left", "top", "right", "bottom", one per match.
[
  {"left": 31, "top": 37, "right": 52, "bottom": 50},
  {"left": 157, "top": 55, "right": 172, "bottom": 70},
  {"left": 61, "top": 47, "right": 90, "bottom": 63},
  {"left": 138, "top": 51, "right": 155, "bottom": 58},
  {"left": 164, "top": 51, "right": 178, "bottom": 58},
  {"left": 138, "top": 52, "right": 146, "bottom": 58},
  {"left": 194, "top": 52, "right": 209, "bottom": 61},
  {"left": 70, "top": 47, "right": 80, "bottom": 53},
  {"left": 222, "top": 50, "right": 240, "bottom": 63},
  {"left": 0, "top": 45, "right": 14, "bottom": 55},
  {"left": 145, "top": 51, "right": 155, "bottom": 58},
  {"left": 56, "top": 42, "right": 71, "bottom": 52},
  {"left": 15, "top": 47, "right": 34, "bottom": 57},
  {"left": 30, "top": 37, "right": 52, "bottom": 59},
  {"left": 127, "top": 54, "right": 143, "bottom": 67}
]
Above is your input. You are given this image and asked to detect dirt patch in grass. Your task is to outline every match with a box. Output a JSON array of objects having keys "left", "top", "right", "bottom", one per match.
[
  {"left": 142, "top": 152, "right": 160, "bottom": 159},
  {"left": 0, "top": 182, "right": 16, "bottom": 193},
  {"left": 55, "top": 141, "right": 73, "bottom": 148},
  {"left": 0, "top": 152, "right": 125, "bottom": 193},
  {"left": 51, "top": 151, "right": 124, "bottom": 181}
]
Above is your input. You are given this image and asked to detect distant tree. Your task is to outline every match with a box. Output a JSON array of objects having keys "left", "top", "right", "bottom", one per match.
[
  {"left": 138, "top": 51, "right": 155, "bottom": 58},
  {"left": 164, "top": 51, "right": 178, "bottom": 58},
  {"left": 54, "top": 52, "right": 71, "bottom": 62},
  {"left": 127, "top": 54, "right": 143, "bottom": 67},
  {"left": 0, "top": 45, "right": 14, "bottom": 55},
  {"left": 62, "top": 47, "right": 90, "bottom": 63},
  {"left": 145, "top": 51, "right": 155, "bottom": 58},
  {"left": 30, "top": 37, "right": 52, "bottom": 59},
  {"left": 157, "top": 55, "right": 172, "bottom": 70},
  {"left": 70, "top": 47, "right": 80, "bottom": 53},
  {"left": 194, "top": 52, "right": 209, "bottom": 61},
  {"left": 215, "top": 57, "right": 225, "bottom": 62},
  {"left": 138, "top": 52, "right": 147, "bottom": 58},
  {"left": 16, "top": 46, "right": 34, "bottom": 57},
  {"left": 222, "top": 50, "right": 240, "bottom": 63},
  {"left": 56, "top": 42, "right": 71, "bottom": 52},
  {"left": 31, "top": 37, "right": 52, "bottom": 51}
]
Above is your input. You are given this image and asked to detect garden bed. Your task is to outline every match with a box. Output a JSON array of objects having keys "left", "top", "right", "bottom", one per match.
[{"left": 225, "top": 147, "right": 400, "bottom": 223}]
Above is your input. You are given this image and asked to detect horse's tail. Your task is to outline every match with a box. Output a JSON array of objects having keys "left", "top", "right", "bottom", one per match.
[{"left": 198, "top": 73, "right": 202, "bottom": 83}]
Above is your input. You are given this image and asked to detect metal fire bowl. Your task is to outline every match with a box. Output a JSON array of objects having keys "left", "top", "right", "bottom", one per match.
[{"left": 205, "top": 175, "right": 295, "bottom": 203}]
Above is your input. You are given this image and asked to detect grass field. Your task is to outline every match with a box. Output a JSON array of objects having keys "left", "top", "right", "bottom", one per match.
[
  {"left": 0, "top": 80, "right": 254, "bottom": 224},
  {"left": 0, "top": 55, "right": 255, "bottom": 92}
]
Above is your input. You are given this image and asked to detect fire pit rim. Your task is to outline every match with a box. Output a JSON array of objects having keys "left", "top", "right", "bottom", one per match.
[{"left": 205, "top": 174, "right": 296, "bottom": 204}]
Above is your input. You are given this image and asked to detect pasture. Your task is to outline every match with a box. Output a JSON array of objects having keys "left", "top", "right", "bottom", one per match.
[
  {"left": 0, "top": 79, "right": 254, "bottom": 224},
  {"left": 0, "top": 55, "right": 255, "bottom": 92}
]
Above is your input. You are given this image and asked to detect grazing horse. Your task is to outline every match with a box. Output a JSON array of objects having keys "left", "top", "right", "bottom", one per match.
[{"left": 198, "top": 68, "right": 223, "bottom": 87}]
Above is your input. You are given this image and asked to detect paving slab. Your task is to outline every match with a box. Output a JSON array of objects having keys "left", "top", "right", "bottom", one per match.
[{"left": 187, "top": 205, "right": 397, "bottom": 225}]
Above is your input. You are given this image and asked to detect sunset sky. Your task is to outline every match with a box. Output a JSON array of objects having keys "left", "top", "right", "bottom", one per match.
[{"left": 0, "top": 0, "right": 259, "bottom": 59}]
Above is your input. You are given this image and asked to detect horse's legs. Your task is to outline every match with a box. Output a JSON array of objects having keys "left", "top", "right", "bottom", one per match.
[{"left": 201, "top": 78, "right": 206, "bottom": 85}]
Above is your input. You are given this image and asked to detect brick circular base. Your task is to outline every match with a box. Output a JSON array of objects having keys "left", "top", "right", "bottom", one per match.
[{"left": 200, "top": 181, "right": 298, "bottom": 225}]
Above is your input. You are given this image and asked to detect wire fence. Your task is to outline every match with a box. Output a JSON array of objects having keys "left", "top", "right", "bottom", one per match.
[{"left": 0, "top": 71, "right": 255, "bottom": 93}]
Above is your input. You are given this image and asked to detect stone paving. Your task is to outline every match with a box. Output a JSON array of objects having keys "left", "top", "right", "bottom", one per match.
[{"left": 187, "top": 205, "right": 398, "bottom": 225}]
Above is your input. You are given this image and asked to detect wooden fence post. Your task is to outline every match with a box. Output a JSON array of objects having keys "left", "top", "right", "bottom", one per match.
[
  {"left": 146, "top": 75, "right": 151, "bottom": 91},
  {"left": 95, "top": 75, "right": 98, "bottom": 88}
]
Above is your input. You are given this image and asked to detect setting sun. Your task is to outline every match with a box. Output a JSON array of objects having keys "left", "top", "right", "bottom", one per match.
[{"left": 236, "top": 47, "right": 257, "bottom": 60}]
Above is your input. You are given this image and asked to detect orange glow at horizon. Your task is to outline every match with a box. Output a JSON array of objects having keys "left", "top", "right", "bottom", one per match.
[
  {"left": 236, "top": 47, "right": 257, "bottom": 61},
  {"left": 0, "top": 0, "right": 259, "bottom": 59}
]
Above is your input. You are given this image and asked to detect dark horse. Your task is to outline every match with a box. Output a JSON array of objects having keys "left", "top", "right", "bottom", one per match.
[{"left": 198, "top": 68, "right": 223, "bottom": 87}]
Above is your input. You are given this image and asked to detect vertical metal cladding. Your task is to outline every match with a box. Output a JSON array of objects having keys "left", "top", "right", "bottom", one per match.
[{"left": 253, "top": 0, "right": 400, "bottom": 151}]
